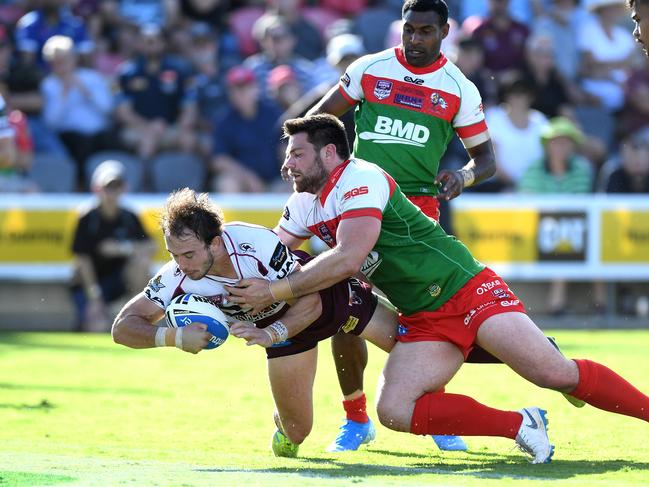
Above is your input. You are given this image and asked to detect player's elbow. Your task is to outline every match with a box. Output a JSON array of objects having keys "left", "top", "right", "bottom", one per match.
[{"left": 111, "top": 317, "right": 127, "bottom": 345}]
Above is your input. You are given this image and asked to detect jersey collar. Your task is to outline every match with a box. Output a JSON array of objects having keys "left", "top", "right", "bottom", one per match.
[
  {"left": 395, "top": 47, "right": 447, "bottom": 75},
  {"left": 319, "top": 159, "right": 352, "bottom": 205}
]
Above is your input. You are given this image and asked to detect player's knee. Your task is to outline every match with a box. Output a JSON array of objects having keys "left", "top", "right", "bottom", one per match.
[
  {"left": 531, "top": 359, "right": 579, "bottom": 391},
  {"left": 284, "top": 423, "right": 311, "bottom": 445},
  {"left": 376, "top": 395, "right": 405, "bottom": 431}
]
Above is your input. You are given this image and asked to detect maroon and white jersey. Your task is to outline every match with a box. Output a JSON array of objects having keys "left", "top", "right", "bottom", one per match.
[{"left": 144, "top": 222, "right": 299, "bottom": 325}]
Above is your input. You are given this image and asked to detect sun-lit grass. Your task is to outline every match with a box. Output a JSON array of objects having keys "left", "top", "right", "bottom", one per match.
[{"left": 1, "top": 330, "right": 649, "bottom": 486}]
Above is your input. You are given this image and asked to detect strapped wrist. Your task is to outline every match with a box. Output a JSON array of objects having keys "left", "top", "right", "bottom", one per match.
[
  {"left": 264, "top": 320, "right": 289, "bottom": 344},
  {"left": 457, "top": 168, "right": 475, "bottom": 188},
  {"left": 154, "top": 326, "right": 167, "bottom": 347},
  {"left": 269, "top": 278, "right": 294, "bottom": 301}
]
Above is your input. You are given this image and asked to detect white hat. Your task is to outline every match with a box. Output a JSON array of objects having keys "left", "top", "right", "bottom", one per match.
[
  {"left": 586, "top": 0, "right": 625, "bottom": 11},
  {"left": 91, "top": 160, "right": 125, "bottom": 188},
  {"left": 327, "top": 34, "right": 365, "bottom": 66}
]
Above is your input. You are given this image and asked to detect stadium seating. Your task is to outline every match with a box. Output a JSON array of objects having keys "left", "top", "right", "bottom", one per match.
[
  {"left": 228, "top": 7, "right": 265, "bottom": 57},
  {"left": 29, "top": 153, "right": 76, "bottom": 193},
  {"left": 150, "top": 151, "right": 206, "bottom": 193},
  {"left": 85, "top": 151, "right": 144, "bottom": 192}
]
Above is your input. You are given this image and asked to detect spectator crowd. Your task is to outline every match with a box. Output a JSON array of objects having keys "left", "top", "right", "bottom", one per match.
[{"left": 0, "top": 0, "right": 646, "bottom": 198}]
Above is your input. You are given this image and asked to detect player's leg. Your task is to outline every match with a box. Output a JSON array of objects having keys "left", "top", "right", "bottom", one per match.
[
  {"left": 267, "top": 346, "right": 318, "bottom": 457},
  {"left": 476, "top": 311, "right": 649, "bottom": 423}
]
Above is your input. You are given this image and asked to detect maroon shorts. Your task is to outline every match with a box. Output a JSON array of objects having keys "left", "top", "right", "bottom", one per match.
[
  {"left": 396, "top": 267, "right": 526, "bottom": 359},
  {"left": 266, "top": 277, "right": 378, "bottom": 359}
]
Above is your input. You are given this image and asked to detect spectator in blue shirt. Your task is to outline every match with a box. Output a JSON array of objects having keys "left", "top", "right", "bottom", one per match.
[
  {"left": 210, "top": 65, "right": 286, "bottom": 193},
  {"left": 14, "top": 0, "right": 94, "bottom": 68},
  {"left": 115, "top": 24, "right": 197, "bottom": 160}
]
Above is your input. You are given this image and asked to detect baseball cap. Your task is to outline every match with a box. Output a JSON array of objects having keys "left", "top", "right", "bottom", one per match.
[
  {"left": 226, "top": 65, "right": 256, "bottom": 87},
  {"left": 326, "top": 34, "right": 365, "bottom": 66},
  {"left": 268, "top": 65, "right": 296, "bottom": 90},
  {"left": 91, "top": 160, "right": 126, "bottom": 188},
  {"left": 541, "top": 117, "right": 584, "bottom": 145}
]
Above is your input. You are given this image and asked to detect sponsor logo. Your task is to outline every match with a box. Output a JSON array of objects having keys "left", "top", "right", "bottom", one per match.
[
  {"left": 318, "top": 223, "right": 334, "bottom": 245},
  {"left": 359, "top": 116, "right": 430, "bottom": 147},
  {"left": 347, "top": 281, "right": 363, "bottom": 305},
  {"left": 476, "top": 279, "right": 502, "bottom": 295},
  {"left": 144, "top": 290, "right": 165, "bottom": 307},
  {"left": 397, "top": 324, "right": 408, "bottom": 336},
  {"left": 147, "top": 275, "right": 165, "bottom": 292},
  {"left": 522, "top": 409, "right": 539, "bottom": 429},
  {"left": 463, "top": 308, "right": 476, "bottom": 326},
  {"left": 404, "top": 76, "right": 424, "bottom": 85},
  {"left": 282, "top": 206, "right": 290, "bottom": 220},
  {"left": 430, "top": 92, "right": 448, "bottom": 109},
  {"left": 373, "top": 80, "right": 393, "bottom": 100},
  {"left": 394, "top": 93, "right": 423, "bottom": 109},
  {"left": 239, "top": 242, "right": 255, "bottom": 253},
  {"left": 342, "top": 316, "right": 360, "bottom": 333},
  {"left": 360, "top": 250, "right": 382, "bottom": 278},
  {"left": 173, "top": 266, "right": 181, "bottom": 277},
  {"left": 427, "top": 283, "right": 441, "bottom": 297},
  {"left": 269, "top": 243, "right": 288, "bottom": 271},
  {"left": 341, "top": 73, "right": 351, "bottom": 88},
  {"left": 500, "top": 299, "right": 520, "bottom": 307},
  {"left": 463, "top": 301, "right": 497, "bottom": 326},
  {"left": 343, "top": 186, "right": 369, "bottom": 200},
  {"left": 270, "top": 339, "right": 292, "bottom": 348},
  {"left": 492, "top": 288, "right": 510, "bottom": 299}
]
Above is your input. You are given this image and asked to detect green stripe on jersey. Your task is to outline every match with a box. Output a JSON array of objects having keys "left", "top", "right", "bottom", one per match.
[{"left": 366, "top": 188, "right": 484, "bottom": 314}]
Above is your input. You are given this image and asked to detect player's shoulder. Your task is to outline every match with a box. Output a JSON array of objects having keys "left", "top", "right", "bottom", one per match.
[
  {"left": 438, "top": 55, "right": 476, "bottom": 90},
  {"left": 222, "top": 222, "right": 278, "bottom": 250},
  {"left": 342, "top": 158, "right": 389, "bottom": 185},
  {"left": 154, "top": 259, "right": 182, "bottom": 280},
  {"left": 350, "top": 47, "right": 398, "bottom": 73}
]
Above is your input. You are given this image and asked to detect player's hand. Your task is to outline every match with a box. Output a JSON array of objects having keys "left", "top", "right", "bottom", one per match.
[
  {"left": 434, "top": 169, "right": 464, "bottom": 201},
  {"left": 180, "top": 323, "right": 212, "bottom": 354},
  {"left": 230, "top": 321, "right": 272, "bottom": 348},
  {"left": 225, "top": 278, "right": 275, "bottom": 315}
]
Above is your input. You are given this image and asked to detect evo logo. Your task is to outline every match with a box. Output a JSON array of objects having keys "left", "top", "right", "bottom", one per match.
[
  {"left": 359, "top": 116, "right": 430, "bottom": 147},
  {"left": 404, "top": 76, "right": 424, "bottom": 85}
]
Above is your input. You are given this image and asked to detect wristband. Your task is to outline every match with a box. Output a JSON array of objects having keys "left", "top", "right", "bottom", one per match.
[
  {"left": 269, "top": 278, "right": 294, "bottom": 301},
  {"left": 457, "top": 168, "right": 475, "bottom": 188},
  {"left": 154, "top": 326, "right": 167, "bottom": 347},
  {"left": 264, "top": 320, "right": 289, "bottom": 344},
  {"left": 174, "top": 327, "right": 183, "bottom": 349}
]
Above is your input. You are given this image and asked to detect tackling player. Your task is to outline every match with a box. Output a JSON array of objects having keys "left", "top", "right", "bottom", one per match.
[
  {"left": 227, "top": 114, "right": 649, "bottom": 464},
  {"left": 111, "top": 188, "right": 398, "bottom": 457},
  {"left": 304, "top": 0, "right": 496, "bottom": 453}
]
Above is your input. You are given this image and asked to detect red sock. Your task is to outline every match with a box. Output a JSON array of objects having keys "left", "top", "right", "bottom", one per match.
[
  {"left": 410, "top": 392, "right": 522, "bottom": 439},
  {"left": 571, "top": 359, "right": 649, "bottom": 422},
  {"left": 343, "top": 394, "right": 369, "bottom": 423}
]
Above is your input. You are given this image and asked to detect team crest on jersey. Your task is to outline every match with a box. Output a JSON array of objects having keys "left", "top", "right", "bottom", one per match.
[
  {"left": 147, "top": 275, "right": 165, "bottom": 292},
  {"left": 341, "top": 73, "right": 351, "bottom": 88},
  {"left": 173, "top": 266, "right": 181, "bottom": 276},
  {"left": 318, "top": 223, "right": 334, "bottom": 245},
  {"left": 374, "top": 80, "right": 393, "bottom": 100},
  {"left": 282, "top": 206, "right": 290, "bottom": 220},
  {"left": 427, "top": 283, "right": 441, "bottom": 297},
  {"left": 430, "top": 92, "right": 448, "bottom": 110},
  {"left": 239, "top": 242, "right": 255, "bottom": 253}
]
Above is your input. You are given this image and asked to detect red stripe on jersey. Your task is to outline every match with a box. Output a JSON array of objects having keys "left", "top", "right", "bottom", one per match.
[
  {"left": 395, "top": 47, "right": 448, "bottom": 74},
  {"left": 341, "top": 208, "right": 383, "bottom": 220},
  {"left": 360, "top": 74, "right": 460, "bottom": 122},
  {"left": 456, "top": 119, "right": 488, "bottom": 139},
  {"left": 377, "top": 167, "right": 398, "bottom": 196},
  {"left": 337, "top": 84, "right": 358, "bottom": 105},
  {"left": 307, "top": 215, "right": 341, "bottom": 248},
  {"left": 320, "top": 159, "right": 352, "bottom": 205}
]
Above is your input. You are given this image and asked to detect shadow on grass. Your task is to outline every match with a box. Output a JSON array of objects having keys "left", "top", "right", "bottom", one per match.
[
  {"left": 196, "top": 456, "right": 649, "bottom": 481},
  {"left": 0, "top": 381, "right": 167, "bottom": 397},
  {"left": 0, "top": 332, "right": 120, "bottom": 353},
  {"left": 0, "top": 471, "right": 74, "bottom": 486},
  {"left": 0, "top": 398, "right": 55, "bottom": 410}
]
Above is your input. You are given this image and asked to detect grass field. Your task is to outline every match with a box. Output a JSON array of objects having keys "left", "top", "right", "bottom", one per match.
[{"left": 2, "top": 330, "right": 649, "bottom": 487}]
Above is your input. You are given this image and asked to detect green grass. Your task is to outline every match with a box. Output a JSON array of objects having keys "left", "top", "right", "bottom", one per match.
[{"left": 1, "top": 330, "right": 649, "bottom": 486}]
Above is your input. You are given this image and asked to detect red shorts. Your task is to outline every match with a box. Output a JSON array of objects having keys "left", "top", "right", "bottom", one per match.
[
  {"left": 407, "top": 195, "right": 440, "bottom": 221},
  {"left": 396, "top": 268, "right": 526, "bottom": 359}
]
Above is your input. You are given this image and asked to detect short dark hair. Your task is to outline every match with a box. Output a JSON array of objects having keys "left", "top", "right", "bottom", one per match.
[
  {"left": 161, "top": 188, "right": 223, "bottom": 245},
  {"left": 402, "top": 0, "right": 449, "bottom": 24},
  {"left": 282, "top": 114, "right": 351, "bottom": 160}
]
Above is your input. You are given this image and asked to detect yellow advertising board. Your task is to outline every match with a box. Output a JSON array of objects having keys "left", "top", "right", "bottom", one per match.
[
  {"left": 601, "top": 210, "right": 649, "bottom": 262},
  {"left": 453, "top": 209, "right": 538, "bottom": 262}
]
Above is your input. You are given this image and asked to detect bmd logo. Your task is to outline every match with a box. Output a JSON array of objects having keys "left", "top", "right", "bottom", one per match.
[{"left": 358, "top": 116, "right": 430, "bottom": 147}]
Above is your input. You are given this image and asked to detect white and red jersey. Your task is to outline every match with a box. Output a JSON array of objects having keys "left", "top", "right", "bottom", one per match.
[
  {"left": 279, "top": 158, "right": 395, "bottom": 248},
  {"left": 144, "top": 222, "right": 299, "bottom": 325}
]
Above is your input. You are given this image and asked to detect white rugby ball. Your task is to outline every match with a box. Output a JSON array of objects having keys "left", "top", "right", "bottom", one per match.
[{"left": 165, "top": 293, "right": 230, "bottom": 349}]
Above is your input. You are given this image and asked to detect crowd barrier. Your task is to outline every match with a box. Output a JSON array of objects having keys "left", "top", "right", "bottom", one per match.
[{"left": 0, "top": 194, "right": 647, "bottom": 282}]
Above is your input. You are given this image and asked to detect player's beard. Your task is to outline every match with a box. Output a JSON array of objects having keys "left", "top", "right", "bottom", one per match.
[
  {"left": 189, "top": 247, "right": 215, "bottom": 280},
  {"left": 293, "top": 153, "right": 329, "bottom": 194}
]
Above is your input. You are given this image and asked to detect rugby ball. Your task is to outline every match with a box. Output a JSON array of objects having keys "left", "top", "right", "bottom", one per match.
[{"left": 165, "top": 293, "right": 230, "bottom": 349}]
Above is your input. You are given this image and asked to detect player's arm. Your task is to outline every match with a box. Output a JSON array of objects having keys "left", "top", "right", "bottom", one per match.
[
  {"left": 435, "top": 138, "right": 496, "bottom": 201},
  {"left": 230, "top": 291, "right": 322, "bottom": 348},
  {"left": 307, "top": 84, "right": 355, "bottom": 117},
  {"left": 227, "top": 217, "right": 380, "bottom": 313},
  {"left": 112, "top": 293, "right": 212, "bottom": 353},
  {"left": 274, "top": 225, "right": 307, "bottom": 251}
]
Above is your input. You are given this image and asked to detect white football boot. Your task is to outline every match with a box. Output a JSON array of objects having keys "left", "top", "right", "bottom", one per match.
[{"left": 515, "top": 407, "right": 555, "bottom": 464}]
